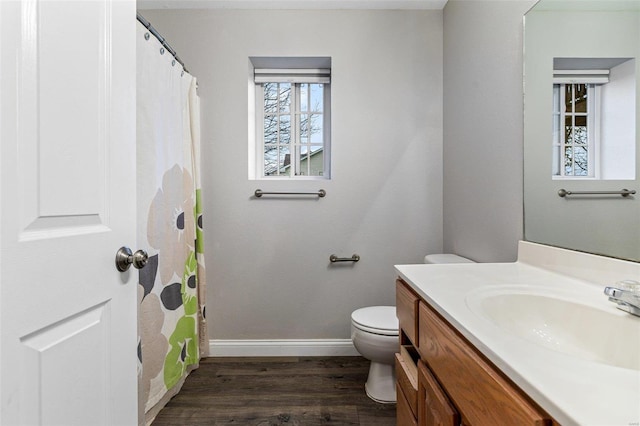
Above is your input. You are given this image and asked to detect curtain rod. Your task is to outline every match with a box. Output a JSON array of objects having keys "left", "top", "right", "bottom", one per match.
[{"left": 137, "top": 13, "right": 189, "bottom": 73}]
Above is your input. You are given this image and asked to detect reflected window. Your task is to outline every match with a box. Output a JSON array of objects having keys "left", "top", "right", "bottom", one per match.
[
  {"left": 552, "top": 83, "right": 597, "bottom": 177},
  {"left": 552, "top": 58, "right": 635, "bottom": 180}
]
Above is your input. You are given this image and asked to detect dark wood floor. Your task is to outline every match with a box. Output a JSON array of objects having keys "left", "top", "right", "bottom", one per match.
[{"left": 152, "top": 356, "right": 397, "bottom": 425}]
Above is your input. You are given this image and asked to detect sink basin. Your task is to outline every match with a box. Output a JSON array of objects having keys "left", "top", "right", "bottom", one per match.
[{"left": 466, "top": 286, "right": 640, "bottom": 371}]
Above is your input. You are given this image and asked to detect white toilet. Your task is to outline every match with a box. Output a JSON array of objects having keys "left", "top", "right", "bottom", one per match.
[
  {"left": 351, "top": 306, "right": 399, "bottom": 403},
  {"left": 350, "top": 253, "right": 474, "bottom": 404}
]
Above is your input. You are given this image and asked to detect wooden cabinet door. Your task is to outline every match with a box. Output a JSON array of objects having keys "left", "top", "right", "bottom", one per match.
[
  {"left": 418, "top": 360, "right": 460, "bottom": 426},
  {"left": 398, "top": 384, "right": 419, "bottom": 426}
]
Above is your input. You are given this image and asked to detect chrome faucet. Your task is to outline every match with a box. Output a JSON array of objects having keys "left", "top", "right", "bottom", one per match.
[{"left": 604, "top": 282, "right": 640, "bottom": 317}]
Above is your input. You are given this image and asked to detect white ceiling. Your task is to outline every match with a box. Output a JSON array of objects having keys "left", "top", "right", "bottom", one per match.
[{"left": 137, "top": 0, "right": 449, "bottom": 10}]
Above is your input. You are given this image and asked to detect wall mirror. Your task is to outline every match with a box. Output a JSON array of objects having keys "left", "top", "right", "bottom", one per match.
[{"left": 524, "top": 0, "right": 640, "bottom": 261}]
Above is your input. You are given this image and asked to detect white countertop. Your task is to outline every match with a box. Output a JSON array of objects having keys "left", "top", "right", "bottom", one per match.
[{"left": 395, "top": 246, "right": 640, "bottom": 426}]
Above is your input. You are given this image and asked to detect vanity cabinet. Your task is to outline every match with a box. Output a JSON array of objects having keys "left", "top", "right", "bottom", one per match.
[{"left": 395, "top": 278, "right": 555, "bottom": 426}]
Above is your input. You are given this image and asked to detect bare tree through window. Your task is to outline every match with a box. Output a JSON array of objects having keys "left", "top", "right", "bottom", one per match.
[{"left": 262, "top": 82, "right": 325, "bottom": 176}]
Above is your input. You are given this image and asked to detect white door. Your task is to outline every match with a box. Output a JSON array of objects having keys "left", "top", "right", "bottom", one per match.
[{"left": 0, "top": 1, "right": 138, "bottom": 425}]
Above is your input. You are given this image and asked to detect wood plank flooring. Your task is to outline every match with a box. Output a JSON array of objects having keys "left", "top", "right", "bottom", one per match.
[{"left": 152, "top": 356, "right": 397, "bottom": 425}]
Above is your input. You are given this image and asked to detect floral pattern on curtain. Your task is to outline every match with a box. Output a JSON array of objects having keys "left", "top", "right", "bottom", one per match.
[{"left": 136, "top": 21, "right": 206, "bottom": 425}]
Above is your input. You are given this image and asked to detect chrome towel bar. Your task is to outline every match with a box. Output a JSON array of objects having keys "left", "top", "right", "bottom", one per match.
[
  {"left": 254, "top": 189, "right": 326, "bottom": 198},
  {"left": 558, "top": 188, "right": 636, "bottom": 198},
  {"left": 329, "top": 254, "right": 360, "bottom": 263}
]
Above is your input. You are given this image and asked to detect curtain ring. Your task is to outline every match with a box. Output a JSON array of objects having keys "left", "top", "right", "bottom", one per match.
[
  {"left": 160, "top": 47, "right": 165, "bottom": 55},
  {"left": 172, "top": 60, "right": 176, "bottom": 67},
  {"left": 144, "top": 32, "right": 150, "bottom": 41}
]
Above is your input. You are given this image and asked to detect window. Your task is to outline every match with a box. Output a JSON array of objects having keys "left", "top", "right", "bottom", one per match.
[
  {"left": 251, "top": 57, "right": 331, "bottom": 179},
  {"left": 552, "top": 68, "right": 608, "bottom": 179},
  {"left": 551, "top": 58, "right": 636, "bottom": 180},
  {"left": 552, "top": 82, "right": 599, "bottom": 177}
]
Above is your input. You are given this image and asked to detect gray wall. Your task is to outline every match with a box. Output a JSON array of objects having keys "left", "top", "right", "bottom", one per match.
[
  {"left": 442, "top": 0, "right": 536, "bottom": 262},
  {"left": 143, "top": 9, "right": 444, "bottom": 341},
  {"left": 143, "top": 2, "right": 537, "bottom": 342}
]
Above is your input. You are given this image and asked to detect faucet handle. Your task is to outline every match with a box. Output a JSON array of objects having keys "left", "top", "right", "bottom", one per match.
[{"left": 604, "top": 286, "right": 621, "bottom": 298}]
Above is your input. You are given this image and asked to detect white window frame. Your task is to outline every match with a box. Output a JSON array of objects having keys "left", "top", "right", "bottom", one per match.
[
  {"left": 552, "top": 69, "right": 608, "bottom": 179},
  {"left": 252, "top": 63, "right": 331, "bottom": 180},
  {"left": 552, "top": 82, "right": 602, "bottom": 179}
]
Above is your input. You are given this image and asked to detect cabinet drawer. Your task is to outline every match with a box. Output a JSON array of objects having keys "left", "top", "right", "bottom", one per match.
[
  {"left": 397, "top": 384, "right": 418, "bottom": 426},
  {"left": 418, "top": 302, "right": 551, "bottom": 425},
  {"left": 396, "top": 279, "right": 419, "bottom": 346},
  {"left": 395, "top": 345, "right": 419, "bottom": 418},
  {"left": 418, "top": 360, "right": 460, "bottom": 426}
]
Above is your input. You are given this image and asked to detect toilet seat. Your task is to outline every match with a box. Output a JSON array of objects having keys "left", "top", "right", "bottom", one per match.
[{"left": 351, "top": 306, "right": 398, "bottom": 336}]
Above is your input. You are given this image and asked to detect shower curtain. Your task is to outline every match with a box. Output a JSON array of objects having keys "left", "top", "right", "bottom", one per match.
[{"left": 136, "top": 21, "right": 207, "bottom": 424}]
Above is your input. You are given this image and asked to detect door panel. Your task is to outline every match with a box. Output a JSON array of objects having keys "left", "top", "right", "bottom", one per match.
[
  {"left": 37, "top": 1, "right": 105, "bottom": 217},
  {"left": 1, "top": 1, "right": 138, "bottom": 424},
  {"left": 18, "top": 0, "right": 109, "bottom": 237},
  {"left": 20, "top": 303, "right": 110, "bottom": 425}
]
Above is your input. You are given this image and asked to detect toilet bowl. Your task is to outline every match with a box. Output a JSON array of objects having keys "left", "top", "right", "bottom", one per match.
[
  {"left": 351, "top": 253, "right": 475, "bottom": 404},
  {"left": 350, "top": 306, "right": 399, "bottom": 403}
]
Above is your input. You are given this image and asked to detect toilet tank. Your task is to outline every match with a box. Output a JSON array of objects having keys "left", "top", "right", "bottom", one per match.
[{"left": 424, "top": 254, "right": 475, "bottom": 264}]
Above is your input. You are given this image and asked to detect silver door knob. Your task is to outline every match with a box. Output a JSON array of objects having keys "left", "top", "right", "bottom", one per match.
[{"left": 115, "top": 247, "right": 149, "bottom": 272}]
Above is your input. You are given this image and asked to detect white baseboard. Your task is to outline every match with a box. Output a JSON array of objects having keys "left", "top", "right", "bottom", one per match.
[{"left": 208, "top": 339, "right": 359, "bottom": 357}]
